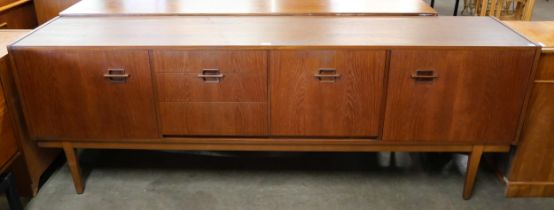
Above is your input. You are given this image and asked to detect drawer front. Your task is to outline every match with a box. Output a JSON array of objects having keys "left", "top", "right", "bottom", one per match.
[
  {"left": 0, "top": 108, "right": 17, "bottom": 171},
  {"left": 535, "top": 54, "right": 554, "bottom": 81},
  {"left": 270, "top": 50, "right": 386, "bottom": 137},
  {"left": 153, "top": 50, "right": 268, "bottom": 136},
  {"left": 0, "top": 1, "right": 37, "bottom": 29},
  {"left": 12, "top": 49, "right": 159, "bottom": 140},
  {"left": 153, "top": 50, "right": 267, "bottom": 102},
  {"left": 383, "top": 49, "right": 536, "bottom": 143},
  {"left": 160, "top": 102, "right": 268, "bottom": 136}
]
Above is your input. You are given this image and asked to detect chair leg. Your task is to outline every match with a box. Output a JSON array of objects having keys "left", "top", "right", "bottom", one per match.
[
  {"left": 62, "top": 142, "right": 85, "bottom": 194},
  {"left": 463, "top": 145, "right": 484, "bottom": 200},
  {"left": 1, "top": 172, "right": 23, "bottom": 210}
]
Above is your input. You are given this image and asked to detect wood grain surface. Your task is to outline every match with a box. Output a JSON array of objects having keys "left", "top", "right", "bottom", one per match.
[
  {"left": 11, "top": 16, "right": 535, "bottom": 48},
  {"left": 270, "top": 50, "right": 385, "bottom": 137},
  {"left": 11, "top": 49, "right": 159, "bottom": 140},
  {"left": 383, "top": 49, "right": 536, "bottom": 143}
]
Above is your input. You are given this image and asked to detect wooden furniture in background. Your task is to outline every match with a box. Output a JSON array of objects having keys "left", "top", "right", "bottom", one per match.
[
  {"left": 33, "top": 0, "right": 79, "bottom": 24},
  {"left": 465, "top": 0, "right": 536, "bottom": 20},
  {"left": 0, "top": 0, "right": 37, "bottom": 28},
  {"left": 8, "top": 16, "right": 539, "bottom": 199},
  {"left": 0, "top": 30, "right": 60, "bottom": 196},
  {"left": 504, "top": 21, "right": 554, "bottom": 197},
  {"left": 59, "top": 0, "right": 437, "bottom": 16}
]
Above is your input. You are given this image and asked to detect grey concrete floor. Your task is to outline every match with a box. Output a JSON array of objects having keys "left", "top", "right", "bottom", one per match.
[
  {"left": 2, "top": 150, "right": 554, "bottom": 210},
  {"left": 2, "top": 1, "right": 554, "bottom": 210}
]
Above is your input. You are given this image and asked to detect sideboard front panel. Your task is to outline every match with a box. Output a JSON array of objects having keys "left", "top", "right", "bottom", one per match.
[
  {"left": 270, "top": 50, "right": 386, "bottom": 137},
  {"left": 383, "top": 49, "right": 536, "bottom": 143},
  {"left": 153, "top": 50, "right": 268, "bottom": 136},
  {"left": 12, "top": 49, "right": 160, "bottom": 140}
]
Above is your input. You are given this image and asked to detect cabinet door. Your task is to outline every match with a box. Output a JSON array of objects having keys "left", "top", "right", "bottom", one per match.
[
  {"left": 383, "top": 49, "right": 536, "bottom": 143},
  {"left": 12, "top": 49, "right": 159, "bottom": 140},
  {"left": 271, "top": 50, "right": 386, "bottom": 137},
  {"left": 153, "top": 50, "right": 268, "bottom": 136}
]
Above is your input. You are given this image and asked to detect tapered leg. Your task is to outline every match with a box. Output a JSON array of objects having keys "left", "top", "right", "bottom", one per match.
[
  {"left": 1, "top": 172, "right": 23, "bottom": 210},
  {"left": 62, "top": 142, "right": 84, "bottom": 194},
  {"left": 463, "top": 145, "right": 484, "bottom": 200}
]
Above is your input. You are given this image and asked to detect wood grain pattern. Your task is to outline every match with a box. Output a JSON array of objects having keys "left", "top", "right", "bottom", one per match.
[
  {"left": 160, "top": 102, "right": 267, "bottom": 136},
  {"left": 33, "top": 0, "right": 80, "bottom": 24},
  {"left": 271, "top": 50, "right": 385, "bottom": 137},
  {"left": 383, "top": 49, "right": 536, "bottom": 143},
  {"left": 507, "top": 182, "right": 554, "bottom": 197},
  {"left": 0, "top": 0, "right": 37, "bottom": 29},
  {"left": 534, "top": 53, "right": 554, "bottom": 80},
  {"left": 0, "top": 84, "right": 18, "bottom": 173},
  {"left": 11, "top": 49, "right": 159, "bottom": 140},
  {"left": 11, "top": 16, "right": 535, "bottom": 48},
  {"left": 60, "top": 0, "right": 437, "bottom": 16},
  {"left": 153, "top": 50, "right": 267, "bottom": 102}
]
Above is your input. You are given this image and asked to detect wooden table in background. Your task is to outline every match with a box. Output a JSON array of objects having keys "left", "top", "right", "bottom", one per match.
[
  {"left": 59, "top": 0, "right": 437, "bottom": 16},
  {"left": 504, "top": 21, "right": 554, "bottom": 197}
]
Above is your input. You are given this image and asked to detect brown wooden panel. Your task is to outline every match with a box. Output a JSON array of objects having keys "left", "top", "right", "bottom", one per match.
[
  {"left": 534, "top": 54, "right": 554, "bottom": 80},
  {"left": 153, "top": 50, "right": 266, "bottom": 102},
  {"left": 504, "top": 21, "right": 554, "bottom": 49},
  {"left": 160, "top": 102, "right": 267, "bottom": 136},
  {"left": 383, "top": 49, "right": 535, "bottom": 143},
  {"left": 509, "top": 83, "right": 554, "bottom": 181},
  {"left": 271, "top": 50, "right": 385, "bottom": 137},
  {"left": 0, "top": 107, "right": 18, "bottom": 173},
  {"left": 0, "top": 0, "right": 38, "bottom": 29},
  {"left": 12, "top": 49, "right": 159, "bottom": 140}
]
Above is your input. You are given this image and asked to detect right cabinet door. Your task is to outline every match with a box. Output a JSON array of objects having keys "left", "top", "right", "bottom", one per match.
[
  {"left": 383, "top": 49, "right": 536, "bottom": 144},
  {"left": 271, "top": 50, "right": 386, "bottom": 137}
]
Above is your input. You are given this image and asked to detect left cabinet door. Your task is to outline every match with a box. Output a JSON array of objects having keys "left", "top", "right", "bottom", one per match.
[{"left": 11, "top": 49, "right": 159, "bottom": 140}]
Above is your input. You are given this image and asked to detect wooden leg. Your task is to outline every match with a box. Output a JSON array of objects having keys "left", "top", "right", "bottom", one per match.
[
  {"left": 62, "top": 142, "right": 84, "bottom": 194},
  {"left": 463, "top": 145, "right": 484, "bottom": 200}
]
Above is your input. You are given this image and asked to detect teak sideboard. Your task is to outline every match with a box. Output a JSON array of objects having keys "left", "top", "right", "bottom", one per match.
[{"left": 7, "top": 16, "right": 539, "bottom": 199}]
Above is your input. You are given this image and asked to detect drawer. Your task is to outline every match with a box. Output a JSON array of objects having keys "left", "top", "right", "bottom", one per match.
[
  {"left": 0, "top": 109, "right": 17, "bottom": 171},
  {"left": 270, "top": 50, "right": 386, "bottom": 137},
  {"left": 0, "top": 0, "right": 37, "bottom": 29},
  {"left": 534, "top": 54, "right": 554, "bottom": 81},
  {"left": 160, "top": 102, "right": 268, "bottom": 136},
  {"left": 383, "top": 49, "right": 536, "bottom": 143},
  {"left": 153, "top": 50, "right": 267, "bottom": 102},
  {"left": 12, "top": 49, "right": 159, "bottom": 139}
]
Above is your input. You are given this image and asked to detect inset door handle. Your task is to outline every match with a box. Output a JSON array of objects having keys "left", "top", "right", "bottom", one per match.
[
  {"left": 104, "top": 68, "right": 129, "bottom": 83},
  {"left": 0, "top": 22, "right": 7, "bottom": 28},
  {"left": 314, "top": 68, "right": 340, "bottom": 83},
  {"left": 411, "top": 70, "right": 439, "bottom": 82},
  {"left": 198, "top": 69, "right": 224, "bottom": 83}
]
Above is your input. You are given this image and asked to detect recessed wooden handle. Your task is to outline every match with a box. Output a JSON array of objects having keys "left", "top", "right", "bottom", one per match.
[
  {"left": 198, "top": 69, "right": 224, "bottom": 83},
  {"left": 104, "top": 68, "right": 129, "bottom": 83},
  {"left": 411, "top": 70, "right": 439, "bottom": 81},
  {"left": 315, "top": 68, "right": 340, "bottom": 83},
  {"left": 0, "top": 22, "right": 7, "bottom": 28}
]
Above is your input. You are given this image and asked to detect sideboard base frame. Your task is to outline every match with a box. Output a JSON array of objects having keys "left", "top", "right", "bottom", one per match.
[{"left": 38, "top": 139, "right": 510, "bottom": 199}]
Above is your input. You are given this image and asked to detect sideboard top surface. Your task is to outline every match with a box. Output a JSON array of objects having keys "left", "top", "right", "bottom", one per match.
[
  {"left": 12, "top": 16, "right": 535, "bottom": 48},
  {"left": 504, "top": 21, "right": 554, "bottom": 50},
  {"left": 60, "top": 0, "right": 437, "bottom": 17}
]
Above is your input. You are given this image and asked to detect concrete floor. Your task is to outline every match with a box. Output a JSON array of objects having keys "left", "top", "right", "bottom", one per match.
[
  {"left": 2, "top": 1, "right": 554, "bottom": 210},
  {"left": 2, "top": 151, "right": 553, "bottom": 210}
]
